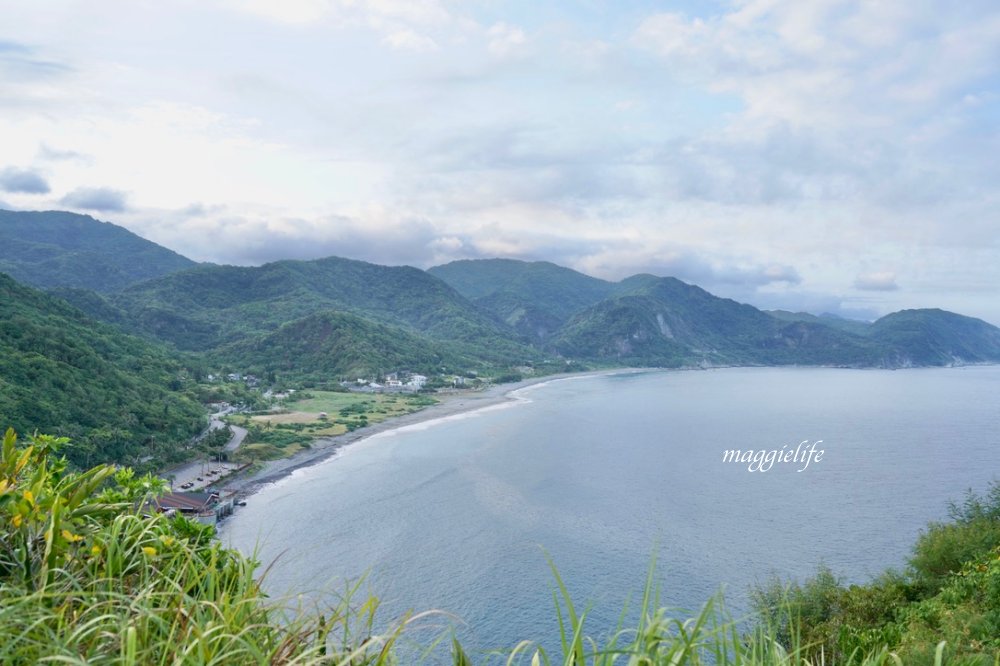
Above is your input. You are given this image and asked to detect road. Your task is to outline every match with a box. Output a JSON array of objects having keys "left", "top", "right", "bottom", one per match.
[
  {"left": 162, "top": 409, "right": 249, "bottom": 492},
  {"left": 207, "top": 409, "right": 248, "bottom": 452}
]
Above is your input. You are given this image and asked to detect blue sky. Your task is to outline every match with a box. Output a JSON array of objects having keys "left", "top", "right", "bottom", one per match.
[{"left": 1, "top": 0, "right": 998, "bottom": 323}]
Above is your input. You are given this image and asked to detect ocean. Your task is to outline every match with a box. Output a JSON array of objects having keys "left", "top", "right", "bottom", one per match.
[{"left": 219, "top": 366, "right": 1000, "bottom": 660}]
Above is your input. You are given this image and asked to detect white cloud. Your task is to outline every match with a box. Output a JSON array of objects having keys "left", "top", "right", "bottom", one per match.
[
  {"left": 0, "top": 1, "right": 998, "bottom": 323},
  {"left": 854, "top": 272, "right": 899, "bottom": 292},
  {"left": 382, "top": 29, "right": 438, "bottom": 52},
  {"left": 487, "top": 22, "right": 527, "bottom": 57},
  {"left": 231, "top": 0, "right": 332, "bottom": 25},
  {"left": 633, "top": 1, "right": 1000, "bottom": 132}
]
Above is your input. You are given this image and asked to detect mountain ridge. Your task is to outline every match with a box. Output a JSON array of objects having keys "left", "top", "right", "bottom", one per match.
[
  {"left": 0, "top": 209, "right": 196, "bottom": 293},
  {"left": 4, "top": 210, "right": 999, "bottom": 376}
]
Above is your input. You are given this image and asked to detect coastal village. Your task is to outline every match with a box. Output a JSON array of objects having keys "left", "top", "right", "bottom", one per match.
[{"left": 155, "top": 366, "right": 519, "bottom": 525}]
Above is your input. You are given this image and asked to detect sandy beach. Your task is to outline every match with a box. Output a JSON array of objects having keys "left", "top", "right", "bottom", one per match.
[{"left": 216, "top": 368, "right": 641, "bottom": 500}]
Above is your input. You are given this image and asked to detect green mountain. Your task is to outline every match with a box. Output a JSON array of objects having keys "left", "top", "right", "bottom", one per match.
[
  {"left": 551, "top": 277, "right": 889, "bottom": 367},
  {"left": 214, "top": 310, "right": 473, "bottom": 382},
  {"left": 428, "top": 259, "right": 615, "bottom": 341},
  {"left": 766, "top": 310, "right": 873, "bottom": 336},
  {"left": 108, "top": 256, "right": 536, "bottom": 366},
  {"left": 0, "top": 273, "right": 205, "bottom": 468},
  {"left": 0, "top": 209, "right": 196, "bottom": 293},
  {"left": 869, "top": 309, "right": 1000, "bottom": 366},
  {"left": 6, "top": 211, "right": 998, "bottom": 376},
  {"left": 430, "top": 261, "right": 1000, "bottom": 368}
]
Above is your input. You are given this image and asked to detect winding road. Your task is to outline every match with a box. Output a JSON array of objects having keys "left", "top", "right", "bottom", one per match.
[{"left": 207, "top": 409, "right": 248, "bottom": 452}]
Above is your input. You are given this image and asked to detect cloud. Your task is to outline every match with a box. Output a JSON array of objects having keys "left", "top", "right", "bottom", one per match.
[
  {"left": 382, "top": 29, "right": 438, "bottom": 52},
  {"left": 37, "top": 144, "right": 90, "bottom": 162},
  {"left": 221, "top": 0, "right": 455, "bottom": 54},
  {"left": 137, "top": 208, "right": 464, "bottom": 268},
  {"left": 632, "top": 2, "right": 1000, "bottom": 132},
  {"left": 487, "top": 22, "right": 527, "bottom": 57},
  {"left": 60, "top": 187, "right": 129, "bottom": 212},
  {"left": 854, "top": 271, "right": 899, "bottom": 291},
  {"left": 226, "top": 0, "right": 331, "bottom": 25},
  {"left": 179, "top": 202, "right": 227, "bottom": 217},
  {"left": 1, "top": 2, "right": 998, "bottom": 324},
  {"left": 577, "top": 248, "right": 802, "bottom": 289},
  {"left": 0, "top": 39, "right": 71, "bottom": 79},
  {"left": 0, "top": 167, "right": 50, "bottom": 194}
]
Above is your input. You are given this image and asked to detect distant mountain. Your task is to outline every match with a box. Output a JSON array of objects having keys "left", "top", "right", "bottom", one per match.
[
  {"left": 214, "top": 311, "right": 473, "bottom": 382},
  {"left": 869, "top": 309, "right": 1000, "bottom": 366},
  {"left": 0, "top": 273, "right": 205, "bottom": 468},
  {"left": 431, "top": 258, "right": 1000, "bottom": 369},
  {"left": 0, "top": 209, "right": 196, "bottom": 293},
  {"left": 109, "top": 256, "right": 536, "bottom": 366},
  {"left": 429, "top": 259, "right": 615, "bottom": 342},
  {"left": 551, "top": 277, "right": 888, "bottom": 367},
  {"left": 767, "top": 310, "right": 872, "bottom": 336},
  {"left": 6, "top": 210, "right": 998, "bottom": 376}
]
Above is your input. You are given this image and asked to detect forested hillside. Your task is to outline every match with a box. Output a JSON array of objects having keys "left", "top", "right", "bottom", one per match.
[
  {"left": 213, "top": 310, "right": 475, "bottom": 382},
  {"left": 108, "top": 257, "right": 535, "bottom": 366},
  {"left": 0, "top": 273, "right": 205, "bottom": 468},
  {"left": 0, "top": 210, "right": 195, "bottom": 293},
  {"left": 6, "top": 212, "right": 1000, "bottom": 391}
]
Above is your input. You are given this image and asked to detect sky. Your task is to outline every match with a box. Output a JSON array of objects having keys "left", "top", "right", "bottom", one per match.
[{"left": 1, "top": 1, "right": 998, "bottom": 323}]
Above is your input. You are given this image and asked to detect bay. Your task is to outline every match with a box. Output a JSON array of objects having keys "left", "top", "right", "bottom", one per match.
[{"left": 219, "top": 366, "right": 1000, "bottom": 659}]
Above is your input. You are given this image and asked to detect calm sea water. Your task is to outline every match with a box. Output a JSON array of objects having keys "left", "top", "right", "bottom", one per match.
[{"left": 220, "top": 367, "right": 1000, "bottom": 660}]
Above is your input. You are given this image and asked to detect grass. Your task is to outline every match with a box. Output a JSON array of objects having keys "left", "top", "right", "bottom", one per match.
[
  {"left": 225, "top": 392, "right": 438, "bottom": 460},
  {"left": 292, "top": 391, "right": 435, "bottom": 421},
  {"left": 251, "top": 411, "right": 321, "bottom": 425}
]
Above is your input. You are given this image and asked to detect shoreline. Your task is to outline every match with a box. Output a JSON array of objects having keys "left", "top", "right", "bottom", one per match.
[
  {"left": 194, "top": 362, "right": 981, "bottom": 501},
  {"left": 216, "top": 367, "right": 646, "bottom": 500}
]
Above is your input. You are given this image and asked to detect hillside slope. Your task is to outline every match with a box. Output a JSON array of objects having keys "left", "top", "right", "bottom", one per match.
[
  {"left": 0, "top": 209, "right": 196, "bottom": 293},
  {"left": 0, "top": 272, "right": 205, "bottom": 468},
  {"left": 7, "top": 210, "right": 998, "bottom": 374},
  {"left": 429, "top": 259, "right": 614, "bottom": 341},
  {"left": 110, "top": 256, "right": 536, "bottom": 365},
  {"left": 551, "top": 277, "right": 890, "bottom": 367},
  {"left": 870, "top": 309, "right": 1000, "bottom": 366},
  {"left": 214, "top": 310, "right": 474, "bottom": 382}
]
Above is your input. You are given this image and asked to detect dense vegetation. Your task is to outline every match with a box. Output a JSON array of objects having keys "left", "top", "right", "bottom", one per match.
[
  {"left": 0, "top": 429, "right": 364, "bottom": 664},
  {"left": 432, "top": 259, "right": 1000, "bottom": 368},
  {"left": 754, "top": 482, "right": 1000, "bottom": 664},
  {"left": 550, "top": 277, "right": 890, "bottom": 367},
  {"left": 869, "top": 309, "right": 1000, "bottom": 366},
  {"left": 102, "top": 256, "right": 538, "bottom": 370},
  {"left": 8, "top": 212, "right": 1000, "bottom": 381},
  {"left": 0, "top": 209, "right": 195, "bottom": 293},
  {"left": 1, "top": 428, "right": 996, "bottom": 664},
  {"left": 213, "top": 310, "right": 473, "bottom": 382},
  {"left": 0, "top": 273, "right": 205, "bottom": 469},
  {"left": 428, "top": 258, "right": 616, "bottom": 342}
]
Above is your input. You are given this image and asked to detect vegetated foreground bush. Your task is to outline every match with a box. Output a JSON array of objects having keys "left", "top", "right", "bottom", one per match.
[
  {"left": 752, "top": 482, "right": 1000, "bottom": 665},
  {"left": 1, "top": 426, "right": 997, "bottom": 665}
]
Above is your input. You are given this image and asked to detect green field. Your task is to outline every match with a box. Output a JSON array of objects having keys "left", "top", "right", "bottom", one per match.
[{"left": 227, "top": 391, "right": 437, "bottom": 459}]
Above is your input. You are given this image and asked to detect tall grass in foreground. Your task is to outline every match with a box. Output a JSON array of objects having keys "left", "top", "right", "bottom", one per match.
[
  {"left": 481, "top": 558, "right": 977, "bottom": 666},
  {"left": 0, "top": 428, "right": 404, "bottom": 664},
  {"left": 2, "top": 428, "right": 997, "bottom": 665}
]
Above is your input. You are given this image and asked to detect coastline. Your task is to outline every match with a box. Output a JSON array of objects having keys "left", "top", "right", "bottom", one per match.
[{"left": 216, "top": 367, "right": 646, "bottom": 500}]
